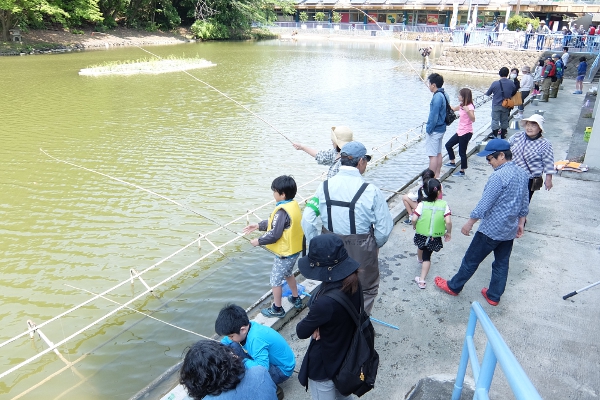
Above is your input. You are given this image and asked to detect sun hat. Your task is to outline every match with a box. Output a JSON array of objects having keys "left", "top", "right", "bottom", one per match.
[
  {"left": 522, "top": 65, "right": 531, "bottom": 73},
  {"left": 340, "top": 141, "right": 372, "bottom": 162},
  {"left": 540, "top": 20, "right": 546, "bottom": 24},
  {"left": 298, "top": 235, "right": 360, "bottom": 283},
  {"left": 331, "top": 126, "right": 354, "bottom": 150},
  {"left": 477, "top": 139, "right": 511, "bottom": 157},
  {"left": 519, "top": 114, "right": 545, "bottom": 132},
  {"left": 552, "top": 53, "right": 559, "bottom": 59}
]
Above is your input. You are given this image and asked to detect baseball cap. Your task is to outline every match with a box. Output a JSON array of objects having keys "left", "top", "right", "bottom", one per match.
[
  {"left": 340, "top": 141, "right": 372, "bottom": 162},
  {"left": 477, "top": 139, "right": 511, "bottom": 157}
]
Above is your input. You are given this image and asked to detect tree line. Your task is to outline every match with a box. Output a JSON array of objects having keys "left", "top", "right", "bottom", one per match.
[{"left": 0, "top": 0, "right": 295, "bottom": 41}]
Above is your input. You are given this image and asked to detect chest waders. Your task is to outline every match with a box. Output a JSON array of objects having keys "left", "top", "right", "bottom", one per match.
[{"left": 322, "top": 180, "right": 379, "bottom": 315}]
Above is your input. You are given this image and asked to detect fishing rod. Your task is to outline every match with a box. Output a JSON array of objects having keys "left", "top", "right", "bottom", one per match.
[
  {"left": 40, "top": 148, "right": 281, "bottom": 257},
  {"left": 300, "top": 291, "right": 399, "bottom": 330}
]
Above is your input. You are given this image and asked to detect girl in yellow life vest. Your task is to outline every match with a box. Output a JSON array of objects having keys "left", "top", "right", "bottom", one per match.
[{"left": 411, "top": 179, "right": 452, "bottom": 289}]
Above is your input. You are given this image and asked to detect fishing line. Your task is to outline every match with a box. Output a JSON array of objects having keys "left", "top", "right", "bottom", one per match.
[
  {"left": 117, "top": 44, "right": 295, "bottom": 144},
  {"left": 40, "top": 148, "right": 281, "bottom": 256},
  {"left": 333, "top": 3, "right": 428, "bottom": 86},
  {"left": 65, "top": 284, "right": 215, "bottom": 340}
]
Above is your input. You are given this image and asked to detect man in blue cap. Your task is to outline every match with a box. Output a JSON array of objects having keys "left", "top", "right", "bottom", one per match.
[
  {"left": 434, "top": 139, "right": 529, "bottom": 306},
  {"left": 302, "top": 141, "right": 393, "bottom": 315}
]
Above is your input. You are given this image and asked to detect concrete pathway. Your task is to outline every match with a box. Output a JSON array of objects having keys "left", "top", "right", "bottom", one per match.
[{"left": 278, "top": 80, "right": 600, "bottom": 400}]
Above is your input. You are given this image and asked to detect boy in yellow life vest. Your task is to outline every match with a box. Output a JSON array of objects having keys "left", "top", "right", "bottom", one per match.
[
  {"left": 243, "top": 175, "right": 304, "bottom": 318},
  {"left": 411, "top": 178, "right": 452, "bottom": 289}
]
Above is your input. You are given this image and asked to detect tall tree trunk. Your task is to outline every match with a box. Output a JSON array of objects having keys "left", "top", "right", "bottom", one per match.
[{"left": 0, "top": 9, "right": 14, "bottom": 42}]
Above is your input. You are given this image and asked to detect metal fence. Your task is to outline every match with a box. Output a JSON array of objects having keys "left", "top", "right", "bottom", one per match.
[
  {"left": 272, "top": 22, "right": 600, "bottom": 54},
  {"left": 453, "top": 302, "right": 542, "bottom": 400}
]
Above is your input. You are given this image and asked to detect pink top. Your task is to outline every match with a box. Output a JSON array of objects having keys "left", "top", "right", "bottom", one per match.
[{"left": 457, "top": 103, "right": 475, "bottom": 136}]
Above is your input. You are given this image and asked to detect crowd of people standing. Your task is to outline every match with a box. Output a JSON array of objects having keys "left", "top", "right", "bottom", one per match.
[{"left": 175, "top": 51, "right": 566, "bottom": 398}]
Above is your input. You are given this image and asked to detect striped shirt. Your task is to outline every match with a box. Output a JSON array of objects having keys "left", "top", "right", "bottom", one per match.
[
  {"left": 314, "top": 148, "right": 341, "bottom": 179},
  {"left": 509, "top": 131, "right": 556, "bottom": 178},
  {"left": 471, "top": 162, "right": 529, "bottom": 241}
]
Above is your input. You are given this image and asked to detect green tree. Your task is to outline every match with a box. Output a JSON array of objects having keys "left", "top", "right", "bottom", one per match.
[
  {"left": 299, "top": 10, "right": 308, "bottom": 22},
  {"left": 331, "top": 11, "right": 341, "bottom": 24},
  {"left": 314, "top": 11, "right": 325, "bottom": 22},
  {"left": 0, "top": 0, "right": 70, "bottom": 41},
  {"left": 507, "top": 15, "right": 538, "bottom": 31}
]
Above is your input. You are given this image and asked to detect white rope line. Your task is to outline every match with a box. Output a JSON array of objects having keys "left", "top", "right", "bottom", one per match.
[
  {"left": 64, "top": 284, "right": 214, "bottom": 340},
  {"left": 131, "top": 47, "right": 295, "bottom": 144},
  {"left": 0, "top": 234, "right": 240, "bottom": 381},
  {"left": 2, "top": 120, "right": 425, "bottom": 368},
  {"left": 0, "top": 236, "right": 201, "bottom": 351},
  {"left": 10, "top": 353, "right": 89, "bottom": 400}
]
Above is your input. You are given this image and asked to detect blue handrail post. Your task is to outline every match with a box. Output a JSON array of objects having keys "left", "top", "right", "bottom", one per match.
[
  {"left": 453, "top": 302, "right": 543, "bottom": 400},
  {"left": 475, "top": 343, "right": 498, "bottom": 398},
  {"left": 451, "top": 308, "right": 477, "bottom": 400}
]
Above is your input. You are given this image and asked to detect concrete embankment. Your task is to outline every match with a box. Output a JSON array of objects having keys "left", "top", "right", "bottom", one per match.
[
  {"left": 277, "top": 79, "right": 600, "bottom": 400},
  {"left": 433, "top": 45, "right": 598, "bottom": 79}
]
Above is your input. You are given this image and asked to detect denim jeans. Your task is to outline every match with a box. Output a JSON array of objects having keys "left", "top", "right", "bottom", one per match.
[
  {"left": 269, "top": 363, "right": 291, "bottom": 385},
  {"left": 447, "top": 231, "right": 514, "bottom": 302}
]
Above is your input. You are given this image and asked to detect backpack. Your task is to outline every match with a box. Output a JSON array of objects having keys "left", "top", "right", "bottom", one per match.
[
  {"left": 439, "top": 91, "right": 458, "bottom": 126},
  {"left": 323, "top": 286, "right": 379, "bottom": 397},
  {"left": 555, "top": 59, "right": 564, "bottom": 79}
]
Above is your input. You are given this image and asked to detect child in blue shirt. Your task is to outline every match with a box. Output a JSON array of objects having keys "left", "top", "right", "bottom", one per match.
[
  {"left": 574, "top": 56, "right": 588, "bottom": 94},
  {"left": 215, "top": 304, "right": 295, "bottom": 387}
]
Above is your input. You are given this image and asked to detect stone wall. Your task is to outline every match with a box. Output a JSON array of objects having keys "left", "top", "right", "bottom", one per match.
[
  {"left": 433, "top": 46, "right": 598, "bottom": 81},
  {"left": 433, "top": 47, "right": 543, "bottom": 75}
]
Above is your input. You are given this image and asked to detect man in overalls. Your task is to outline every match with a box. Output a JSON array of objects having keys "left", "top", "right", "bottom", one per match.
[{"left": 301, "top": 141, "right": 393, "bottom": 315}]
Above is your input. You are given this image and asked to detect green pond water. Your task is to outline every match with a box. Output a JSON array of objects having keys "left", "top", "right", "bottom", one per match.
[{"left": 0, "top": 40, "right": 492, "bottom": 399}]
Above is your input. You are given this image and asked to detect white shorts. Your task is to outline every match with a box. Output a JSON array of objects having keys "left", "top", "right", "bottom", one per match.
[{"left": 425, "top": 132, "right": 445, "bottom": 156}]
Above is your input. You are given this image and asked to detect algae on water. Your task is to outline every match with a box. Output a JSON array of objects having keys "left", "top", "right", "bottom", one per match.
[{"left": 79, "top": 55, "right": 216, "bottom": 76}]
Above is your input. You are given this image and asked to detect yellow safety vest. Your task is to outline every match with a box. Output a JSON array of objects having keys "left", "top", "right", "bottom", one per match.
[{"left": 265, "top": 200, "right": 304, "bottom": 257}]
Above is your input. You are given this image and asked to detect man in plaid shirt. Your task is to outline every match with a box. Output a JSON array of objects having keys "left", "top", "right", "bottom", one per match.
[
  {"left": 293, "top": 126, "right": 353, "bottom": 179},
  {"left": 435, "top": 139, "right": 529, "bottom": 306}
]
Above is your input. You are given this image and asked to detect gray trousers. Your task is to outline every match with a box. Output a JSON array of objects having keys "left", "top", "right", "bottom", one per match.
[
  {"left": 491, "top": 105, "right": 510, "bottom": 131},
  {"left": 309, "top": 379, "right": 353, "bottom": 400}
]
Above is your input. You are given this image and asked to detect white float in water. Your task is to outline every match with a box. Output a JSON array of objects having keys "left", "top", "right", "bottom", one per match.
[{"left": 79, "top": 57, "right": 217, "bottom": 76}]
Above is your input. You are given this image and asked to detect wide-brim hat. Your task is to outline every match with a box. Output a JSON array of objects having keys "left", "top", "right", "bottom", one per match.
[
  {"left": 331, "top": 126, "right": 353, "bottom": 149},
  {"left": 298, "top": 234, "right": 360, "bottom": 283},
  {"left": 520, "top": 114, "right": 545, "bottom": 132}
]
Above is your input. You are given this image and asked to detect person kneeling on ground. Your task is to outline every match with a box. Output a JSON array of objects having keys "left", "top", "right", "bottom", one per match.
[
  {"left": 215, "top": 304, "right": 295, "bottom": 397},
  {"left": 180, "top": 340, "right": 277, "bottom": 400},
  {"left": 401, "top": 168, "right": 435, "bottom": 225}
]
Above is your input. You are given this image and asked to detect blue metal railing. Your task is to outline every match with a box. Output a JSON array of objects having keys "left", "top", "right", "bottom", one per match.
[
  {"left": 452, "top": 302, "right": 543, "bottom": 400},
  {"left": 586, "top": 52, "right": 600, "bottom": 82}
]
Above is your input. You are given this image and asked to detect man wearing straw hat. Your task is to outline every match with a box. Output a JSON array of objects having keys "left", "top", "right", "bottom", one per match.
[
  {"left": 302, "top": 141, "right": 393, "bottom": 315},
  {"left": 293, "top": 126, "right": 353, "bottom": 179}
]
